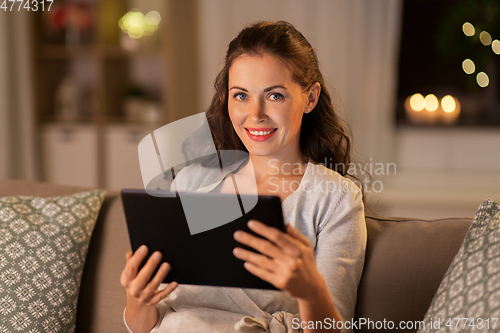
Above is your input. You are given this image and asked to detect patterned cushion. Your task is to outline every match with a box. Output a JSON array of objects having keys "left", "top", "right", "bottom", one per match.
[
  {"left": 0, "top": 190, "right": 105, "bottom": 332},
  {"left": 418, "top": 199, "right": 500, "bottom": 332}
]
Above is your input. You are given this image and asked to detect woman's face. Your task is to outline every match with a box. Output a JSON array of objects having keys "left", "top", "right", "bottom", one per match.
[{"left": 227, "top": 54, "right": 318, "bottom": 161}]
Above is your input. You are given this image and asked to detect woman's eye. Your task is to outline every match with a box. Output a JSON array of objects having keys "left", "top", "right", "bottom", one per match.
[
  {"left": 269, "top": 93, "right": 284, "bottom": 101},
  {"left": 234, "top": 93, "right": 247, "bottom": 101}
]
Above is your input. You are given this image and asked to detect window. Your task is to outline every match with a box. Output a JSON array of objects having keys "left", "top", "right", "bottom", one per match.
[{"left": 396, "top": 0, "right": 500, "bottom": 127}]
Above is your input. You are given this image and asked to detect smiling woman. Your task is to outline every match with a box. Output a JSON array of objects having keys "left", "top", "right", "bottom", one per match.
[
  {"left": 121, "top": 21, "right": 367, "bottom": 333},
  {"left": 207, "top": 22, "right": 354, "bottom": 180},
  {"left": 228, "top": 54, "right": 320, "bottom": 165}
]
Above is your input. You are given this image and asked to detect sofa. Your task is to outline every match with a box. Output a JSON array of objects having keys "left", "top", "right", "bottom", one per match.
[{"left": 0, "top": 179, "right": 473, "bottom": 332}]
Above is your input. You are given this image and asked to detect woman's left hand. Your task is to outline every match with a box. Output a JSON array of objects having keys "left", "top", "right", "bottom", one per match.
[{"left": 233, "top": 220, "right": 326, "bottom": 300}]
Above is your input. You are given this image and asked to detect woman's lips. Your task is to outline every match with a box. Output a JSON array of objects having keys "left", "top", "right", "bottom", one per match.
[{"left": 244, "top": 128, "right": 278, "bottom": 141}]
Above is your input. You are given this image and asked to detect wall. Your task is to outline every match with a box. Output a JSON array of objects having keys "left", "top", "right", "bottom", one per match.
[
  {"left": 2, "top": 1, "right": 499, "bottom": 219},
  {"left": 193, "top": 0, "right": 500, "bottom": 218}
]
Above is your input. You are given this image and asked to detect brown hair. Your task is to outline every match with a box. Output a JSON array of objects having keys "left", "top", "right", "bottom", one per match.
[{"left": 206, "top": 21, "right": 354, "bottom": 179}]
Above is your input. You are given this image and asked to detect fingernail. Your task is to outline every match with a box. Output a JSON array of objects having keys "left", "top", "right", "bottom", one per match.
[
  {"left": 161, "top": 262, "right": 170, "bottom": 271},
  {"left": 233, "top": 248, "right": 242, "bottom": 256},
  {"left": 139, "top": 245, "right": 148, "bottom": 253},
  {"left": 153, "top": 251, "right": 162, "bottom": 260},
  {"left": 234, "top": 231, "right": 243, "bottom": 240},
  {"left": 248, "top": 220, "right": 256, "bottom": 228}
]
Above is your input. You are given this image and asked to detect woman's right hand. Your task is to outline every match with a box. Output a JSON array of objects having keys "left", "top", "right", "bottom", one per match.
[{"left": 120, "top": 245, "right": 177, "bottom": 333}]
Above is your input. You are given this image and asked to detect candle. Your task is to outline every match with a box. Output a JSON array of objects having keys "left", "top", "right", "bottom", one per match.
[
  {"left": 404, "top": 93, "right": 426, "bottom": 124},
  {"left": 423, "top": 94, "right": 439, "bottom": 124},
  {"left": 405, "top": 93, "right": 460, "bottom": 125},
  {"left": 440, "top": 95, "right": 460, "bottom": 124}
]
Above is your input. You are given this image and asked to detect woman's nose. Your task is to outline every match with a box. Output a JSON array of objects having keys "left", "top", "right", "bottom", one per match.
[{"left": 248, "top": 100, "right": 267, "bottom": 121}]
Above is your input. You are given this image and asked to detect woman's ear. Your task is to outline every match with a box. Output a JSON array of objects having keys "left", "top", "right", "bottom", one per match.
[{"left": 304, "top": 82, "right": 321, "bottom": 114}]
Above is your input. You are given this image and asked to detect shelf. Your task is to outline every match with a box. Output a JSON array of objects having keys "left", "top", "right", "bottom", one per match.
[
  {"left": 100, "top": 116, "right": 167, "bottom": 126},
  {"left": 39, "top": 116, "right": 167, "bottom": 128},
  {"left": 38, "top": 44, "right": 161, "bottom": 59},
  {"left": 32, "top": 0, "right": 195, "bottom": 189},
  {"left": 396, "top": 120, "right": 500, "bottom": 129},
  {"left": 100, "top": 46, "right": 161, "bottom": 59},
  {"left": 39, "top": 116, "right": 96, "bottom": 124},
  {"left": 38, "top": 45, "right": 97, "bottom": 59}
]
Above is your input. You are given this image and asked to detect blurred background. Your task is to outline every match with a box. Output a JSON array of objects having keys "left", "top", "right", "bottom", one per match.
[{"left": 0, "top": 0, "right": 499, "bottom": 218}]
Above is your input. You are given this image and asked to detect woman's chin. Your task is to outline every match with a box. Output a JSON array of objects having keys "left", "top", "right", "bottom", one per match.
[{"left": 245, "top": 147, "right": 278, "bottom": 158}]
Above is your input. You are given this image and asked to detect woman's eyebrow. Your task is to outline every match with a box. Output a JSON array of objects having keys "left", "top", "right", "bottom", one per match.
[
  {"left": 264, "top": 85, "right": 287, "bottom": 92},
  {"left": 229, "top": 86, "right": 247, "bottom": 91},
  {"left": 229, "top": 85, "right": 287, "bottom": 92}
]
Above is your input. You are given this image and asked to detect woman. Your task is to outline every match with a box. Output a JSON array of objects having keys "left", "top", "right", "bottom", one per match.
[{"left": 121, "top": 21, "right": 367, "bottom": 333}]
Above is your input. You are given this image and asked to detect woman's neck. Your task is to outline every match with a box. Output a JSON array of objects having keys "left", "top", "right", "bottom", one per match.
[{"left": 248, "top": 154, "right": 308, "bottom": 182}]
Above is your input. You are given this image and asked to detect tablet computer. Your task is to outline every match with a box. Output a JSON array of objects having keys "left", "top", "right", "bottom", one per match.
[{"left": 121, "top": 189, "right": 285, "bottom": 290}]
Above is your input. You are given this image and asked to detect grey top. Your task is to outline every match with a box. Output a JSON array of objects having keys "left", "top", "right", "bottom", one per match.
[{"left": 125, "top": 161, "right": 367, "bottom": 333}]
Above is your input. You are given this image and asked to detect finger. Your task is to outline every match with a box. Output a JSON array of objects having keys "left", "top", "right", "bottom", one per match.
[
  {"left": 125, "top": 251, "right": 133, "bottom": 261},
  {"left": 233, "top": 247, "right": 277, "bottom": 273},
  {"left": 243, "top": 262, "right": 280, "bottom": 289},
  {"left": 121, "top": 245, "right": 149, "bottom": 286},
  {"left": 129, "top": 245, "right": 149, "bottom": 267},
  {"left": 247, "top": 220, "right": 301, "bottom": 253},
  {"left": 286, "top": 224, "right": 311, "bottom": 246},
  {"left": 233, "top": 229, "right": 282, "bottom": 259},
  {"left": 150, "top": 281, "right": 178, "bottom": 304},
  {"left": 143, "top": 262, "right": 171, "bottom": 298},
  {"left": 133, "top": 251, "right": 164, "bottom": 291}
]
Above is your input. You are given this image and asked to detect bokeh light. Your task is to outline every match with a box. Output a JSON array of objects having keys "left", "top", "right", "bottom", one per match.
[
  {"left": 145, "top": 11, "right": 161, "bottom": 25},
  {"left": 128, "top": 25, "right": 144, "bottom": 39},
  {"left": 119, "top": 9, "right": 161, "bottom": 39},
  {"left": 424, "top": 94, "right": 438, "bottom": 112},
  {"left": 480, "top": 31, "right": 492, "bottom": 46},
  {"left": 409, "top": 93, "right": 425, "bottom": 111},
  {"left": 462, "top": 59, "right": 475, "bottom": 74},
  {"left": 492, "top": 40, "right": 500, "bottom": 55},
  {"left": 462, "top": 22, "right": 475, "bottom": 37},
  {"left": 441, "top": 95, "right": 456, "bottom": 113},
  {"left": 476, "top": 72, "right": 489, "bottom": 88}
]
